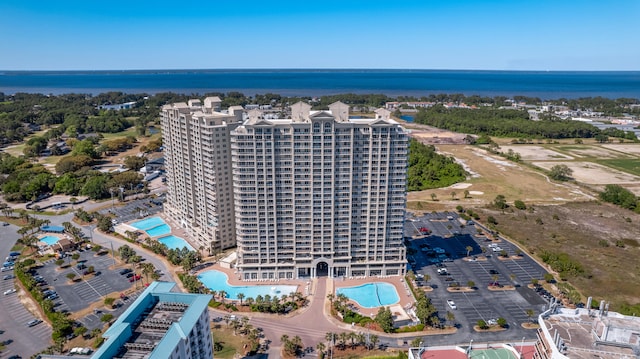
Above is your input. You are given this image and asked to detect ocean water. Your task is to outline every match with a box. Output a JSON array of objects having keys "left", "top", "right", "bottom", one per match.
[{"left": 1, "top": 70, "right": 639, "bottom": 99}]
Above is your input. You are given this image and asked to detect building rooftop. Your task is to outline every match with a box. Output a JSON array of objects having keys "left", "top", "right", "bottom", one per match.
[
  {"left": 91, "top": 281, "right": 212, "bottom": 359},
  {"left": 540, "top": 307, "right": 640, "bottom": 359}
]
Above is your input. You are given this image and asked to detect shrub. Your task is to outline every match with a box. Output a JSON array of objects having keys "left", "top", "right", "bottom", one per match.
[
  {"left": 514, "top": 200, "right": 526, "bottom": 210},
  {"left": 477, "top": 319, "right": 488, "bottom": 329},
  {"left": 497, "top": 317, "right": 508, "bottom": 328}
]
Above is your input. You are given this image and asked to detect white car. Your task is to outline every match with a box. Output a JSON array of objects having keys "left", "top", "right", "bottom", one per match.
[
  {"left": 447, "top": 299, "right": 457, "bottom": 310},
  {"left": 492, "top": 247, "right": 503, "bottom": 252},
  {"left": 4, "top": 288, "right": 16, "bottom": 295}
]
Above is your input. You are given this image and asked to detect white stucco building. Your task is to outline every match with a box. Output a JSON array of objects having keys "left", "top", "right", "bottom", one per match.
[
  {"left": 161, "top": 97, "right": 241, "bottom": 252},
  {"left": 231, "top": 102, "right": 408, "bottom": 279}
]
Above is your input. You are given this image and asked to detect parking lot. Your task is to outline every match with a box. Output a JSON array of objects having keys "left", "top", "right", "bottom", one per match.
[
  {"left": 100, "top": 194, "right": 165, "bottom": 224},
  {"left": 405, "top": 212, "right": 549, "bottom": 337},
  {"left": 27, "top": 247, "right": 153, "bottom": 322}
]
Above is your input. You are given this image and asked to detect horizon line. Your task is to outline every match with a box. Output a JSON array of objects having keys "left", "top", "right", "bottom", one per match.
[{"left": 2, "top": 68, "right": 639, "bottom": 73}]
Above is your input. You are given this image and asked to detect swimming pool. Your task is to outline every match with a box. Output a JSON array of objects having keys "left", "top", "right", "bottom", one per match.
[
  {"left": 198, "top": 270, "right": 298, "bottom": 300},
  {"left": 158, "top": 235, "right": 195, "bottom": 251},
  {"left": 130, "top": 217, "right": 171, "bottom": 237},
  {"left": 130, "top": 216, "right": 165, "bottom": 230},
  {"left": 146, "top": 224, "right": 171, "bottom": 237},
  {"left": 336, "top": 282, "right": 400, "bottom": 308},
  {"left": 40, "top": 235, "right": 61, "bottom": 245}
]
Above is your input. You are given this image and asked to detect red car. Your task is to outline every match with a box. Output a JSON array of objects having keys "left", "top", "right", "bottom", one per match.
[{"left": 129, "top": 274, "right": 141, "bottom": 283}]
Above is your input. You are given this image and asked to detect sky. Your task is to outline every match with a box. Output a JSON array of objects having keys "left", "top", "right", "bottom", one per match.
[{"left": 1, "top": 0, "right": 639, "bottom": 71}]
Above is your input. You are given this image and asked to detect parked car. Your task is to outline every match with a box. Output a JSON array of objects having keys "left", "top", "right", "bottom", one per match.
[
  {"left": 4, "top": 288, "right": 16, "bottom": 295},
  {"left": 489, "top": 269, "right": 499, "bottom": 274},
  {"left": 126, "top": 272, "right": 134, "bottom": 278},
  {"left": 1, "top": 266, "right": 14, "bottom": 272},
  {"left": 3, "top": 274, "right": 15, "bottom": 280},
  {"left": 129, "top": 274, "right": 141, "bottom": 282},
  {"left": 447, "top": 299, "right": 457, "bottom": 310},
  {"left": 119, "top": 269, "right": 132, "bottom": 275},
  {"left": 26, "top": 319, "right": 42, "bottom": 327}
]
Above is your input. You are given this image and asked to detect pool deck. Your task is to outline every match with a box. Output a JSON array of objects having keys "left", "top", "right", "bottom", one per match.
[
  {"left": 193, "top": 262, "right": 415, "bottom": 319},
  {"left": 332, "top": 275, "right": 415, "bottom": 317}
]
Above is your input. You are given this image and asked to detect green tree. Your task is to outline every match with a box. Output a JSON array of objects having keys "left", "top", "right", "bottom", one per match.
[
  {"left": 124, "top": 156, "right": 147, "bottom": 171},
  {"left": 514, "top": 199, "right": 527, "bottom": 210},
  {"left": 81, "top": 176, "right": 108, "bottom": 199},
  {"left": 72, "top": 139, "right": 98, "bottom": 158},
  {"left": 374, "top": 306, "right": 394, "bottom": 333},
  {"left": 549, "top": 164, "right": 573, "bottom": 181},
  {"left": 493, "top": 194, "right": 507, "bottom": 209}
]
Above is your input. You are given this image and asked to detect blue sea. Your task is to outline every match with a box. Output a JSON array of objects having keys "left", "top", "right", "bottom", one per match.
[{"left": 1, "top": 69, "right": 639, "bottom": 99}]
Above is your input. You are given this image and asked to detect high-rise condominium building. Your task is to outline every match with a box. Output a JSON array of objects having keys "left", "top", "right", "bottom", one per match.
[
  {"left": 232, "top": 102, "right": 407, "bottom": 280},
  {"left": 161, "top": 97, "right": 242, "bottom": 252}
]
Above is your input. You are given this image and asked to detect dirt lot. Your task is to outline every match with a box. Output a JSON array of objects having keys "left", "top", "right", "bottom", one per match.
[
  {"left": 476, "top": 202, "right": 640, "bottom": 309},
  {"left": 555, "top": 145, "right": 635, "bottom": 159},
  {"left": 406, "top": 144, "right": 595, "bottom": 212},
  {"left": 532, "top": 161, "right": 640, "bottom": 185},
  {"left": 499, "top": 145, "right": 573, "bottom": 161},
  {"left": 602, "top": 143, "right": 640, "bottom": 156}
]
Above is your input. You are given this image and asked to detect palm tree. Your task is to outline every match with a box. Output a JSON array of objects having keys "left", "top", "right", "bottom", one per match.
[
  {"left": 237, "top": 292, "right": 245, "bottom": 306},
  {"left": 218, "top": 290, "right": 227, "bottom": 304},
  {"left": 450, "top": 191, "right": 457, "bottom": 200},
  {"left": 140, "top": 262, "right": 156, "bottom": 283},
  {"left": 491, "top": 274, "right": 499, "bottom": 286},
  {"left": 446, "top": 311, "right": 456, "bottom": 327},
  {"left": 316, "top": 342, "right": 326, "bottom": 357},
  {"left": 245, "top": 297, "right": 254, "bottom": 307},
  {"left": 466, "top": 246, "right": 473, "bottom": 257},
  {"left": 526, "top": 309, "right": 535, "bottom": 323},
  {"left": 70, "top": 197, "right": 77, "bottom": 209},
  {"left": 62, "top": 221, "right": 73, "bottom": 233},
  {"left": 369, "top": 334, "right": 379, "bottom": 350}
]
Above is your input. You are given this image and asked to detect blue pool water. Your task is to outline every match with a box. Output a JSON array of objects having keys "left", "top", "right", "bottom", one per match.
[
  {"left": 197, "top": 270, "right": 298, "bottom": 301},
  {"left": 146, "top": 224, "right": 171, "bottom": 237},
  {"left": 130, "top": 217, "right": 171, "bottom": 237},
  {"left": 158, "top": 235, "right": 195, "bottom": 251},
  {"left": 130, "top": 217, "right": 165, "bottom": 230},
  {"left": 40, "top": 236, "right": 61, "bottom": 245},
  {"left": 336, "top": 283, "right": 400, "bottom": 308}
]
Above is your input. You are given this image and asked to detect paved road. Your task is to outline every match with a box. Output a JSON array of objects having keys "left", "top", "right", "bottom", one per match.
[{"left": 0, "top": 222, "right": 52, "bottom": 358}]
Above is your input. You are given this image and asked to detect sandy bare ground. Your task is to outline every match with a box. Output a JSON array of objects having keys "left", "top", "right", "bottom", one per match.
[
  {"left": 499, "top": 145, "right": 573, "bottom": 161},
  {"left": 406, "top": 145, "right": 594, "bottom": 211},
  {"left": 532, "top": 161, "right": 640, "bottom": 185},
  {"left": 601, "top": 143, "right": 640, "bottom": 156},
  {"left": 556, "top": 145, "right": 635, "bottom": 159}
]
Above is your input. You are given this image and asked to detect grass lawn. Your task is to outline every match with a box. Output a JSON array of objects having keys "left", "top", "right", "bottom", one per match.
[
  {"left": 596, "top": 159, "right": 640, "bottom": 176},
  {"left": 211, "top": 324, "right": 247, "bottom": 359},
  {"left": 100, "top": 126, "right": 138, "bottom": 139}
]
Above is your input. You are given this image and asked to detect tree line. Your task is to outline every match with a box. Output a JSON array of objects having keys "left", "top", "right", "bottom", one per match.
[
  {"left": 407, "top": 139, "right": 467, "bottom": 191},
  {"left": 413, "top": 105, "right": 603, "bottom": 139}
]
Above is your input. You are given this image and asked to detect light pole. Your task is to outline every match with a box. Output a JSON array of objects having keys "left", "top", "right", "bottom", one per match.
[
  {"left": 467, "top": 339, "right": 473, "bottom": 358},
  {"left": 520, "top": 337, "right": 525, "bottom": 358},
  {"left": 110, "top": 188, "right": 115, "bottom": 211},
  {"left": 88, "top": 224, "right": 96, "bottom": 243}
]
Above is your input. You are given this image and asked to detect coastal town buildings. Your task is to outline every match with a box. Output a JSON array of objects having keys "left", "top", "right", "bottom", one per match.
[
  {"left": 160, "top": 97, "right": 242, "bottom": 252},
  {"left": 90, "top": 281, "right": 213, "bottom": 359},
  {"left": 231, "top": 102, "right": 408, "bottom": 279}
]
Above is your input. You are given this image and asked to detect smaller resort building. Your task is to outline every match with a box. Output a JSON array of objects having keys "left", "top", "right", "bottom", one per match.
[{"left": 90, "top": 281, "right": 213, "bottom": 359}]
